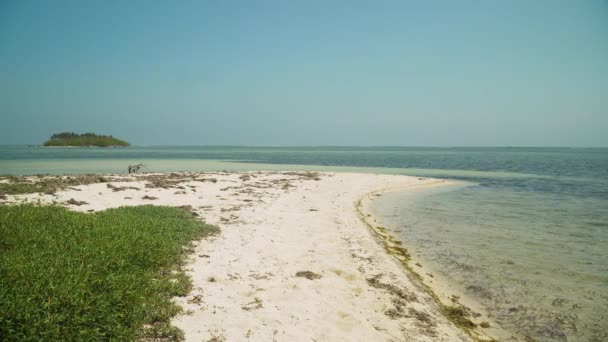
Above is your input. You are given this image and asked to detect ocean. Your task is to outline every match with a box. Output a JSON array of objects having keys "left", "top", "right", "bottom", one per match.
[{"left": 1, "top": 145, "right": 607, "bottom": 341}]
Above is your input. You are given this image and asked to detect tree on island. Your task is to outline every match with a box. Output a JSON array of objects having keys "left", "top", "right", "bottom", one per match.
[{"left": 43, "top": 132, "right": 130, "bottom": 147}]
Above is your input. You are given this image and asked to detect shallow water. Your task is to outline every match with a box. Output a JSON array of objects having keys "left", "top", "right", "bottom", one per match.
[
  {"left": 370, "top": 183, "right": 608, "bottom": 342},
  {"left": 1, "top": 145, "right": 607, "bottom": 341}
]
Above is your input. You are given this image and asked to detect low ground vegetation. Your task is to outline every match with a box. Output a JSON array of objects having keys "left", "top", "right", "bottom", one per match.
[{"left": 0, "top": 205, "right": 217, "bottom": 341}]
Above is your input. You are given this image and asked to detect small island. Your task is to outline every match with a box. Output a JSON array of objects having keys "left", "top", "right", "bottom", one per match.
[{"left": 43, "top": 132, "right": 130, "bottom": 147}]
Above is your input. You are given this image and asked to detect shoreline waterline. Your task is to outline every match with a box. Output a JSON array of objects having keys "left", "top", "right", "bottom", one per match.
[{"left": 356, "top": 180, "right": 509, "bottom": 341}]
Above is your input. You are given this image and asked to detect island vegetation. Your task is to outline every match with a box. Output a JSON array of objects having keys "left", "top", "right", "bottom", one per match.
[{"left": 43, "top": 132, "right": 129, "bottom": 147}]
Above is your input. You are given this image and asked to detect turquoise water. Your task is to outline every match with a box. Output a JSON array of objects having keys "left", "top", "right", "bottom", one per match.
[{"left": 1, "top": 146, "right": 607, "bottom": 341}]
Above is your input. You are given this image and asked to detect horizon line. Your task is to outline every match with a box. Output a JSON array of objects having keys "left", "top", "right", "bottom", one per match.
[{"left": 1, "top": 144, "right": 606, "bottom": 149}]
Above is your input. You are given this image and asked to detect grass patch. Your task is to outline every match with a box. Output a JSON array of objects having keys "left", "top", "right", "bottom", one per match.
[{"left": 0, "top": 205, "right": 217, "bottom": 341}]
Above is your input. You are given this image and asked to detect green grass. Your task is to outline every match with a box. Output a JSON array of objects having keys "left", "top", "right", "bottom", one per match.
[{"left": 0, "top": 205, "right": 217, "bottom": 341}]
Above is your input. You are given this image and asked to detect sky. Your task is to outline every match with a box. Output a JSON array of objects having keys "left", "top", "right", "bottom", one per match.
[{"left": 1, "top": 0, "right": 607, "bottom": 147}]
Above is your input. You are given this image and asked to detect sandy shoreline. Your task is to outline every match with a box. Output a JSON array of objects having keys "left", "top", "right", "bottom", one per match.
[
  {"left": 357, "top": 184, "right": 513, "bottom": 342},
  {"left": 3, "top": 171, "right": 500, "bottom": 341}
]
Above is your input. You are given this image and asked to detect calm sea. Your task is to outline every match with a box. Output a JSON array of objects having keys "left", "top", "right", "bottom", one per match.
[{"left": 1, "top": 146, "right": 607, "bottom": 341}]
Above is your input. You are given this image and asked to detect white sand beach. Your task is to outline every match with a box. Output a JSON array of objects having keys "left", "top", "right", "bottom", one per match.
[{"left": 5, "top": 172, "right": 500, "bottom": 341}]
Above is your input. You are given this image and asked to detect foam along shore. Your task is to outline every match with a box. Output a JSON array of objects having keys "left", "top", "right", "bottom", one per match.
[{"left": 2, "top": 172, "right": 499, "bottom": 341}]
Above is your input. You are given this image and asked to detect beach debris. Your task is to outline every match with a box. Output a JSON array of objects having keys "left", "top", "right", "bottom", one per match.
[
  {"left": 196, "top": 177, "right": 218, "bottom": 183},
  {"left": 142, "top": 174, "right": 190, "bottom": 189},
  {"left": 188, "top": 294, "right": 203, "bottom": 305},
  {"left": 407, "top": 308, "right": 437, "bottom": 335},
  {"left": 127, "top": 163, "right": 144, "bottom": 174},
  {"left": 384, "top": 300, "right": 407, "bottom": 319},
  {"left": 227, "top": 273, "right": 241, "bottom": 281},
  {"left": 295, "top": 271, "right": 322, "bottom": 280},
  {"left": 440, "top": 305, "right": 476, "bottom": 329},
  {"left": 0, "top": 174, "right": 109, "bottom": 195},
  {"left": 219, "top": 214, "right": 241, "bottom": 224},
  {"left": 220, "top": 205, "right": 241, "bottom": 212},
  {"left": 366, "top": 274, "right": 417, "bottom": 302},
  {"left": 207, "top": 333, "right": 226, "bottom": 342},
  {"left": 283, "top": 171, "right": 322, "bottom": 181},
  {"left": 106, "top": 183, "right": 139, "bottom": 192},
  {"left": 249, "top": 272, "right": 273, "bottom": 280},
  {"left": 351, "top": 252, "right": 373, "bottom": 263},
  {"left": 65, "top": 198, "right": 88, "bottom": 206},
  {"left": 241, "top": 297, "right": 263, "bottom": 311},
  {"left": 141, "top": 195, "right": 158, "bottom": 200}
]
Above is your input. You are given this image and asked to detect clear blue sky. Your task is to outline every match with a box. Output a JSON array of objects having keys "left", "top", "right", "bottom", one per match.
[{"left": 1, "top": 0, "right": 607, "bottom": 146}]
